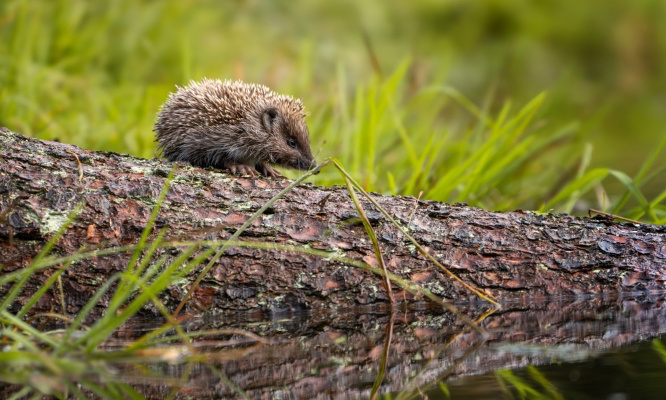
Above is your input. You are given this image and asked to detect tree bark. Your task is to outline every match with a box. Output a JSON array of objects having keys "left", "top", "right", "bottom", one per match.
[{"left": 1, "top": 127, "right": 665, "bottom": 319}]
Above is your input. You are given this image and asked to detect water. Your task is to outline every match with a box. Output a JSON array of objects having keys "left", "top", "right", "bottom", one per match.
[
  {"left": 446, "top": 338, "right": 666, "bottom": 399},
  {"left": 110, "top": 295, "right": 666, "bottom": 399},
  {"left": 2, "top": 295, "right": 665, "bottom": 399}
]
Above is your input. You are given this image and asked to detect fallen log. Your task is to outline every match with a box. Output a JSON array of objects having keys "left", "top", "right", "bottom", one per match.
[{"left": 1, "top": 127, "right": 665, "bottom": 318}]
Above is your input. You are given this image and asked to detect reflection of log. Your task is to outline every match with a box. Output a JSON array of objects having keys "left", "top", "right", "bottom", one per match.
[
  {"left": 154, "top": 296, "right": 665, "bottom": 399},
  {"left": 2, "top": 296, "right": 663, "bottom": 399},
  {"left": 173, "top": 296, "right": 666, "bottom": 399},
  {"left": 1, "top": 127, "right": 665, "bottom": 319}
]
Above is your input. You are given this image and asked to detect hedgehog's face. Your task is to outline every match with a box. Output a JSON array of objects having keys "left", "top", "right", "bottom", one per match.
[{"left": 257, "top": 106, "right": 317, "bottom": 171}]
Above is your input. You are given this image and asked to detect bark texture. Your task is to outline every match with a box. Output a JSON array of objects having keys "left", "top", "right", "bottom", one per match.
[{"left": 1, "top": 127, "right": 665, "bottom": 318}]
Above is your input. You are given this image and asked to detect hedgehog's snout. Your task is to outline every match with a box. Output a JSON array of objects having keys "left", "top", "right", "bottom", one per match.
[
  {"left": 307, "top": 159, "right": 319, "bottom": 174},
  {"left": 292, "top": 156, "right": 318, "bottom": 173}
]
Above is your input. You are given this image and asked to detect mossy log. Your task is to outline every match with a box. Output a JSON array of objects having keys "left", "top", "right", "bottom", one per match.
[{"left": 1, "top": 127, "right": 665, "bottom": 318}]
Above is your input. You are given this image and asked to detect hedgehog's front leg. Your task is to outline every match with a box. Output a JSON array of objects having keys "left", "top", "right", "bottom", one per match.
[
  {"left": 256, "top": 161, "right": 284, "bottom": 178},
  {"left": 219, "top": 160, "right": 260, "bottom": 177}
]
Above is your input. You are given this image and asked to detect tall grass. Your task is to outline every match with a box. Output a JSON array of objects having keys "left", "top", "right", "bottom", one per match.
[
  {"left": 0, "top": 175, "right": 200, "bottom": 397},
  {"left": 313, "top": 63, "right": 666, "bottom": 222}
]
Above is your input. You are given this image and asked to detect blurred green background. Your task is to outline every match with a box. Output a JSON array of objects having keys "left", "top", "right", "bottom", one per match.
[{"left": 1, "top": 0, "right": 664, "bottom": 221}]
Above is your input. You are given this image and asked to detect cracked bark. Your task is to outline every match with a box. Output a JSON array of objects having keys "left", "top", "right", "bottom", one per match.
[{"left": 1, "top": 127, "right": 665, "bottom": 319}]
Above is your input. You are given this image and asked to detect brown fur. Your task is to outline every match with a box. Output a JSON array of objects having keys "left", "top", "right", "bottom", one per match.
[{"left": 154, "top": 79, "right": 316, "bottom": 177}]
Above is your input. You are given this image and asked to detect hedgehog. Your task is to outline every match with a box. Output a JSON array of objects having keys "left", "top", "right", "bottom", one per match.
[{"left": 154, "top": 79, "right": 317, "bottom": 177}]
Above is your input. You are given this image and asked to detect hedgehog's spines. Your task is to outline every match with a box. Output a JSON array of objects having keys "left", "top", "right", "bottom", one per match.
[{"left": 153, "top": 78, "right": 316, "bottom": 177}]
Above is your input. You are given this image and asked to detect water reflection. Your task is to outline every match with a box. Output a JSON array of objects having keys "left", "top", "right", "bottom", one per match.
[
  {"left": 447, "top": 339, "right": 666, "bottom": 400},
  {"left": 9, "top": 295, "right": 665, "bottom": 399}
]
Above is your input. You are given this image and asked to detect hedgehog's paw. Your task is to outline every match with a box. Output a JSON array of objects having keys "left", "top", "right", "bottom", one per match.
[
  {"left": 256, "top": 162, "right": 284, "bottom": 178},
  {"left": 226, "top": 162, "right": 259, "bottom": 177}
]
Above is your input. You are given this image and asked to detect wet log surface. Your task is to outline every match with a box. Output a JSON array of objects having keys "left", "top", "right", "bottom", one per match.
[{"left": 1, "top": 127, "right": 666, "bottom": 320}]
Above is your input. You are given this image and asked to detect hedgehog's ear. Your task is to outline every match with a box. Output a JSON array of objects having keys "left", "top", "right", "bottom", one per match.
[{"left": 261, "top": 107, "right": 279, "bottom": 134}]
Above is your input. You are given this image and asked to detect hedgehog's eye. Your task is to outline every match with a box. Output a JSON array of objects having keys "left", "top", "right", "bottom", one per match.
[{"left": 287, "top": 138, "right": 297, "bottom": 148}]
